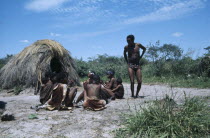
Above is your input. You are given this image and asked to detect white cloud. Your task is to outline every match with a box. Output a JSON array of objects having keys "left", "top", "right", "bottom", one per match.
[
  {"left": 48, "top": 0, "right": 206, "bottom": 29},
  {"left": 25, "top": 0, "right": 69, "bottom": 12},
  {"left": 19, "top": 40, "right": 29, "bottom": 43},
  {"left": 123, "top": 0, "right": 205, "bottom": 24},
  {"left": 50, "top": 32, "right": 61, "bottom": 37},
  {"left": 65, "top": 28, "right": 122, "bottom": 38},
  {"left": 172, "top": 32, "right": 183, "bottom": 37}
]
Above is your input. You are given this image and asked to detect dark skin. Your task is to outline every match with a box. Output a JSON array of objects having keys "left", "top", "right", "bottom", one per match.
[
  {"left": 101, "top": 73, "right": 118, "bottom": 99},
  {"left": 65, "top": 87, "right": 77, "bottom": 107},
  {"left": 83, "top": 81, "right": 101, "bottom": 99},
  {"left": 35, "top": 76, "right": 51, "bottom": 95},
  {"left": 75, "top": 72, "right": 94, "bottom": 104},
  {"left": 124, "top": 37, "right": 146, "bottom": 98},
  {"left": 83, "top": 81, "right": 105, "bottom": 108},
  {"left": 59, "top": 77, "right": 77, "bottom": 107},
  {"left": 103, "top": 82, "right": 124, "bottom": 98},
  {"left": 46, "top": 75, "right": 77, "bottom": 109},
  {"left": 103, "top": 74, "right": 117, "bottom": 90}
]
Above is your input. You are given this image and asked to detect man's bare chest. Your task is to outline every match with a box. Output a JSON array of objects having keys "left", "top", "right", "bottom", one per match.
[{"left": 128, "top": 46, "right": 139, "bottom": 54}]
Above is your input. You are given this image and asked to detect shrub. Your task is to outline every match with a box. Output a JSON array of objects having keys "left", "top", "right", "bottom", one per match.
[{"left": 115, "top": 96, "right": 210, "bottom": 138}]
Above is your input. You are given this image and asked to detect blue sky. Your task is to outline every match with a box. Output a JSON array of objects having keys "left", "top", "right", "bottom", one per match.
[{"left": 0, "top": 0, "right": 210, "bottom": 60}]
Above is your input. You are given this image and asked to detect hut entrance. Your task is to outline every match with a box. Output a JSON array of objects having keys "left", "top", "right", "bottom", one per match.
[{"left": 50, "top": 57, "right": 62, "bottom": 73}]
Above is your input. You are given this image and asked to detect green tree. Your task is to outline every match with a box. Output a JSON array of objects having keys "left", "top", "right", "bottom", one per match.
[
  {"left": 160, "top": 44, "right": 183, "bottom": 61},
  {"left": 75, "top": 58, "right": 89, "bottom": 78},
  {"left": 204, "top": 46, "right": 210, "bottom": 56},
  {"left": 146, "top": 41, "right": 161, "bottom": 62},
  {"left": 0, "top": 54, "right": 13, "bottom": 69}
]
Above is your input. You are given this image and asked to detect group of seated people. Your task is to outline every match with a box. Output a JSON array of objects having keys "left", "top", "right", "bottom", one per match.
[{"left": 35, "top": 70, "right": 124, "bottom": 111}]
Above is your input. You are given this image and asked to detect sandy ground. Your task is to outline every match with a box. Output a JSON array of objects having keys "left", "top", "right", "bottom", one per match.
[{"left": 0, "top": 84, "right": 210, "bottom": 138}]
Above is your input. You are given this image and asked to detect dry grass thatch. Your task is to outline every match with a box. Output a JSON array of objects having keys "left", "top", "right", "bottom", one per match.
[{"left": 0, "top": 39, "right": 80, "bottom": 89}]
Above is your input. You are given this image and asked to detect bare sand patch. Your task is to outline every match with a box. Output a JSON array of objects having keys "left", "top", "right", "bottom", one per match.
[{"left": 0, "top": 84, "right": 209, "bottom": 138}]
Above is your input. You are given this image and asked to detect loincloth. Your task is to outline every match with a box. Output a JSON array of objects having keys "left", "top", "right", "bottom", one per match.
[
  {"left": 83, "top": 97, "right": 106, "bottom": 111},
  {"left": 128, "top": 63, "right": 140, "bottom": 70}
]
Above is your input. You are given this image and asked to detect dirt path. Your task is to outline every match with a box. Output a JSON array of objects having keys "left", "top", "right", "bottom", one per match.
[{"left": 0, "top": 84, "right": 210, "bottom": 138}]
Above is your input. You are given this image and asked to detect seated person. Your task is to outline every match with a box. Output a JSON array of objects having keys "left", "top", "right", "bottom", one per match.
[
  {"left": 75, "top": 71, "right": 95, "bottom": 104},
  {"left": 39, "top": 72, "right": 56, "bottom": 105},
  {"left": 86, "top": 70, "right": 95, "bottom": 84},
  {"left": 37, "top": 72, "right": 77, "bottom": 111},
  {"left": 103, "top": 78, "right": 124, "bottom": 100},
  {"left": 100, "top": 70, "right": 118, "bottom": 100},
  {"left": 103, "top": 70, "right": 117, "bottom": 90},
  {"left": 83, "top": 74, "right": 106, "bottom": 111},
  {"left": 48, "top": 72, "right": 77, "bottom": 110}
]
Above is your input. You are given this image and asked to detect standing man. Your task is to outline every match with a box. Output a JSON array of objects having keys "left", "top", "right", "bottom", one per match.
[{"left": 123, "top": 35, "right": 146, "bottom": 98}]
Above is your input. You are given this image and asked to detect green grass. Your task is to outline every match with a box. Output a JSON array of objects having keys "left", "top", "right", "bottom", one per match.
[
  {"left": 143, "top": 76, "right": 210, "bottom": 89},
  {"left": 115, "top": 96, "right": 210, "bottom": 138},
  {"left": 79, "top": 75, "right": 210, "bottom": 89}
]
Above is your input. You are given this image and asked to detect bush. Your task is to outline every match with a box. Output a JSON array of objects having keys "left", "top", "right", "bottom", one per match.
[
  {"left": 115, "top": 96, "right": 210, "bottom": 138},
  {"left": 0, "top": 54, "right": 13, "bottom": 69},
  {"left": 75, "top": 54, "right": 130, "bottom": 81}
]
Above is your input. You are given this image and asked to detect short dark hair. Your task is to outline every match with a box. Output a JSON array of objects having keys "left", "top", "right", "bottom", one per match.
[
  {"left": 41, "top": 72, "right": 52, "bottom": 84},
  {"left": 93, "top": 74, "right": 100, "bottom": 83},
  {"left": 50, "top": 72, "right": 57, "bottom": 80},
  {"left": 106, "top": 69, "right": 115, "bottom": 76},
  {"left": 127, "top": 34, "right": 135, "bottom": 41},
  {"left": 116, "top": 77, "right": 122, "bottom": 84},
  {"left": 56, "top": 72, "right": 68, "bottom": 83},
  {"left": 44, "top": 72, "right": 52, "bottom": 78}
]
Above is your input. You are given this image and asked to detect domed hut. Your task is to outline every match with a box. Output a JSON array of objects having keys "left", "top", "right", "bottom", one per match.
[{"left": 0, "top": 39, "right": 80, "bottom": 89}]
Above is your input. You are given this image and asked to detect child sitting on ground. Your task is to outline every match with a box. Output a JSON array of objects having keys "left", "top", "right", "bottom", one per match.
[{"left": 103, "top": 77, "right": 124, "bottom": 100}]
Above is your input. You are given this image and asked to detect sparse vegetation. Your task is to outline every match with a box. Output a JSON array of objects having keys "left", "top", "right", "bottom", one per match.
[
  {"left": 1, "top": 42, "right": 209, "bottom": 89},
  {"left": 74, "top": 43, "right": 210, "bottom": 88},
  {"left": 114, "top": 95, "right": 210, "bottom": 138}
]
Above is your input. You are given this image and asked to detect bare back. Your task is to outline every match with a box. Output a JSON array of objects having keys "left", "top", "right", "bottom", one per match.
[{"left": 86, "top": 84, "right": 101, "bottom": 99}]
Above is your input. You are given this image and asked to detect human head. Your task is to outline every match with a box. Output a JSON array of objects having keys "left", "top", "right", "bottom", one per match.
[
  {"left": 56, "top": 72, "right": 68, "bottom": 84},
  {"left": 50, "top": 72, "right": 57, "bottom": 83},
  {"left": 88, "top": 70, "right": 95, "bottom": 78},
  {"left": 106, "top": 69, "right": 115, "bottom": 78},
  {"left": 68, "top": 79, "right": 75, "bottom": 87},
  {"left": 41, "top": 72, "right": 51, "bottom": 84},
  {"left": 127, "top": 34, "right": 135, "bottom": 45},
  {"left": 92, "top": 74, "right": 100, "bottom": 84},
  {"left": 116, "top": 77, "right": 122, "bottom": 85}
]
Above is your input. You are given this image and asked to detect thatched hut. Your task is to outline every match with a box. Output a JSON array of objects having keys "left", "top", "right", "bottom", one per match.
[{"left": 0, "top": 39, "right": 80, "bottom": 89}]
